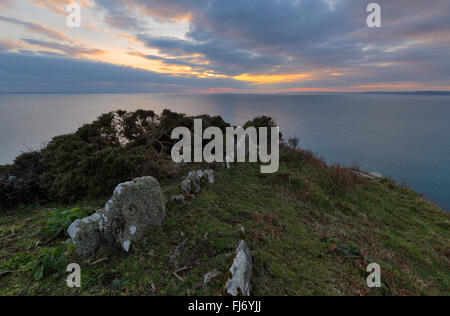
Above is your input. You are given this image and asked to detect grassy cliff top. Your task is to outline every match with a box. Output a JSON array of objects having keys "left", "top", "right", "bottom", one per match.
[{"left": 1, "top": 146, "right": 449, "bottom": 296}]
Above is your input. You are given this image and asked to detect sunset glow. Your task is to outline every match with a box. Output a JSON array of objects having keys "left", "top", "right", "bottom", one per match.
[{"left": 0, "top": 0, "right": 449, "bottom": 93}]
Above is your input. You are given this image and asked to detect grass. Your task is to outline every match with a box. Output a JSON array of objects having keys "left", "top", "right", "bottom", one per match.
[{"left": 0, "top": 147, "right": 449, "bottom": 296}]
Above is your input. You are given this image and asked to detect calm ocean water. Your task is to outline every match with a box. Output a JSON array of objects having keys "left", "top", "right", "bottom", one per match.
[{"left": 0, "top": 93, "right": 449, "bottom": 211}]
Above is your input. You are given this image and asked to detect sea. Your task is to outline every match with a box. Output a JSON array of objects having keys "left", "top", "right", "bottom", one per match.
[{"left": 1, "top": 93, "right": 449, "bottom": 211}]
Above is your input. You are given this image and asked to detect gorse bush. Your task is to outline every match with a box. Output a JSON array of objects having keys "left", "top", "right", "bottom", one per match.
[
  {"left": 0, "top": 151, "right": 45, "bottom": 212},
  {"left": 0, "top": 109, "right": 232, "bottom": 208},
  {"left": 39, "top": 136, "right": 145, "bottom": 202},
  {"left": 287, "top": 136, "right": 300, "bottom": 149}
]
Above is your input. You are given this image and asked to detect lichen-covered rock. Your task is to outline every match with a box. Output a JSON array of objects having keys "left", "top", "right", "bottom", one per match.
[
  {"left": 226, "top": 240, "right": 253, "bottom": 296},
  {"left": 67, "top": 212, "right": 103, "bottom": 258},
  {"left": 103, "top": 176, "right": 166, "bottom": 252},
  {"left": 181, "top": 170, "right": 215, "bottom": 196},
  {"left": 67, "top": 176, "right": 166, "bottom": 258}
]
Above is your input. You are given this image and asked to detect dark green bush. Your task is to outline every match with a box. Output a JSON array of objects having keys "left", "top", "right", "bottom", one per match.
[
  {"left": 243, "top": 115, "right": 282, "bottom": 141},
  {"left": 39, "top": 135, "right": 144, "bottom": 202},
  {"left": 0, "top": 151, "right": 45, "bottom": 212},
  {"left": 0, "top": 109, "right": 273, "bottom": 208}
]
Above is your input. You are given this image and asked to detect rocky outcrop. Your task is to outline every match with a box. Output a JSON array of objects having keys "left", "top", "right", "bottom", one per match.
[
  {"left": 180, "top": 170, "right": 215, "bottom": 196},
  {"left": 225, "top": 240, "right": 253, "bottom": 296},
  {"left": 68, "top": 176, "right": 166, "bottom": 258}
]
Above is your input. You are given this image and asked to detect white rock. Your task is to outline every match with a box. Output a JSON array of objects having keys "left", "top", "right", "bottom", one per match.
[
  {"left": 181, "top": 170, "right": 215, "bottom": 195},
  {"left": 226, "top": 240, "right": 253, "bottom": 296},
  {"left": 123, "top": 240, "right": 131, "bottom": 252}
]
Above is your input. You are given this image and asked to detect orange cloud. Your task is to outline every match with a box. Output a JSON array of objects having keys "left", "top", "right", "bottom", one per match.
[
  {"left": 233, "top": 73, "right": 313, "bottom": 85},
  {"left": 0, "top": 0, "right": 13, "bottom": 9},
  {"left": 0, "top": 16, "right": 73, "bottom": 42},
  {"left": 31, "top": 0, "right": 93, "bottom": 15},
  {"left": 0, "top": 39, "right": 23, "bottom": 51}
]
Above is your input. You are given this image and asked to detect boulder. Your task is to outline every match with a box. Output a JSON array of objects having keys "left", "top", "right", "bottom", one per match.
[
  {"left": 225, "top": 240, "right": 253, "bottom": 296},
  {"left": 103, "top": 177, "right": 166, "bottom": 251},
  {"left": 181, "top": 170, "right": 215, "bottom": 196},
  {"left": 67, "top": 176, "right": 166, "bottom": 258},
  {"left": 68, "top": 212, "right": 103, "bottom": 258}
]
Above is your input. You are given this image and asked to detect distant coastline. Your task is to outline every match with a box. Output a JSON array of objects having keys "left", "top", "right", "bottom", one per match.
[
  {"left": 1, "top": 91, "right": 450, "bottom": 95},
  {"left": 279, "top": 91, "right": 450, "bottom": 96}
]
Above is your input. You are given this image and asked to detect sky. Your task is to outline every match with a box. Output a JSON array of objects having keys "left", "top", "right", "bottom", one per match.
[{"left": 0, "top": 0, "right": 449, "bottom": 93}]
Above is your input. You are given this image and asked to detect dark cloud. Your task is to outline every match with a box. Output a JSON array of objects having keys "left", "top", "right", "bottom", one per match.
[
  {"left": 0, "top": 52, "right": 248, "bottom": 92},
  {"left": 104, "top": 10, "right": 146, "bottom": 32},
  {"left": 1, "top": 0, "right": 449, "bottom": 91},
  {"left": 136, "top": 34, "right": 289, "bottom": 76},
  {"left": 94, "top": 0, "right": 450, "bottom": 86}
]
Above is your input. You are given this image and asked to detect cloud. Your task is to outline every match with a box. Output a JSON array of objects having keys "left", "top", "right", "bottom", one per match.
[
  {"left": 136, "top": 34, "right": 290, "bottom": 76},
  {"left": 0, "top": 0, "right": 13, "bottom": 9},
  {"left": 103, "top": 10, "right": 146, "bottom": 32},
  {"left": 1, "top": 0, "right": 449, "bottom": 91},
  {"left": 0, "top": 52, "right": 249, "bottom": 92},
  {"left": 0, "top": 16, "right": 72, "bottom": 42},
  {"left": 92, "top": 0, "right": 450, "bottom": 88},
  {"left": 21, "top": 38, "right": 106, "bottom": 56},
  {"left": 0, "top": 39, "right": 22, "bottom": 51}
]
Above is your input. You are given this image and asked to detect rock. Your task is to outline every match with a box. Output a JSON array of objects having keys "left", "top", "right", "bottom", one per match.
[
  {"left": 103, "top": 177, "right": 166, "bottom": 252},
  {"left": 181, "top": 170, "right": 215, "bottom": 196},
  {"left": 169, "top": 195, "right": 185, "bottom": 203},
  {"left": 352, "top": 170, "right": 375, "bottom": 180},
  {"left": 203, "top": 270, "right": 221, "bottom": 286},
  {"left": 67, "top": 212, "right": 103, "bottom": 258},
  {"left": 370, "top": 172, "right": 383, "bottom": 179},
  {"left": 225, "top": 240, "right": 253, "bottom": 296},
  {"left": 68, "top": 176, "right": 166, "bottom": 258},
  {"left": 353, "top": 170, "right": 382, "bottom": 180}
]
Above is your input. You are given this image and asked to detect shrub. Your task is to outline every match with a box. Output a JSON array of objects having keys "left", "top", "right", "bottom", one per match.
[
  {"left": 39, "top": 136, "right": 144, "bottom": 202},
  {"left": 243, "top": 115, "right": 278, "bottom": 130},
  {"left": 287, "top": 136, "right": 300, "bottom": 149},
  {"left": 0, "top": 110, "right": 264, "bottom": 207},
  {"left": 244, "top": 115, "right": 283, "bottom": 145},
  {"left": 0, "top": 151, "right": 45, "bottom": 212}
]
